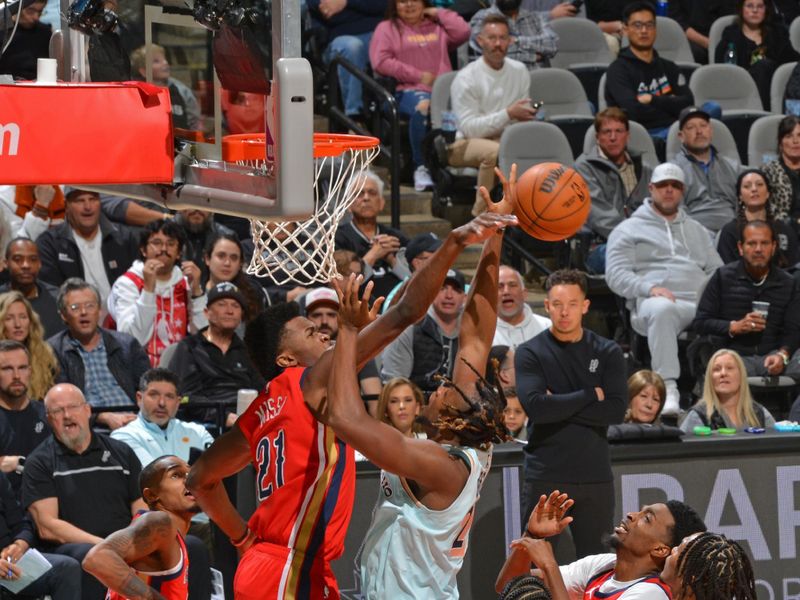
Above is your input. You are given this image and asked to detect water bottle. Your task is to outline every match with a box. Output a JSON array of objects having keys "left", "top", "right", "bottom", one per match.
[
  {"left": 656, "top": 0, "right": 668, "bottom": 17},
  {"left": 441, "top": 110, "right": 458, "bottom": 143},
  {"left": 724, "top": 42, "right": 737, "bottom": 65}
]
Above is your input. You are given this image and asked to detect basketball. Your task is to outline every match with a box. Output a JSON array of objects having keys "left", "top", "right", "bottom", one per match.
[{"left": 513, "top": 162, "right": 591, "bottom": 241}]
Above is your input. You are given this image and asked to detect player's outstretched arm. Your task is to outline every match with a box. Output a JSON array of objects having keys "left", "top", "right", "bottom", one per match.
[
  {"left": 326, "top": 276, "right": 467, "bottom": 496},
  {"left": 186, "top": 427, "right": 252, "bottom": 548},
  {"left": 82, "top": 511, "right": 175, "bottom": 600}
]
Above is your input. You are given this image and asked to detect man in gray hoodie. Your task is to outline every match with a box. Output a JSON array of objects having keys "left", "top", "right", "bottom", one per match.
[{"left": 606, "top": 163, "right": 723, "bottom": 415}]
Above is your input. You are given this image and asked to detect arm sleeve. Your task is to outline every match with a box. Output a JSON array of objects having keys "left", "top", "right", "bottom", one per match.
[
  {"left": 20, "top": 452, "right": 56, "bottom": 509},
  {"left": 438, "top": 9, "right": 470, "bottom": 49},
  {"left": 690, "top": 270, "right": 732, "bottom": 337},
  {"left": 605, "top": 226, "right": 651, "bottom": 299},
  {"left": 369, "top": 22, "right": 423, "bottom": 84},
  {"left": 567, "top": 344, "right": 627, "bottom": 427},
  {"left": 108, "top": 277, "right": 156, "bottom": 345},
  {"left": 379, "top": 326, "right": 415, "bottom": 381},
  {"left": 451, "top": 70, "right": 512, "bottom": 139}
]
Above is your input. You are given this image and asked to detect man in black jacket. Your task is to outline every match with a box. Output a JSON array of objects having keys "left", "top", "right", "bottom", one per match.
[
  {"left": 692, "top": 220, "right": 800, "bottom": 376},
  {"left": 48, "top": 278, "right": 150, "bottom": 430}
]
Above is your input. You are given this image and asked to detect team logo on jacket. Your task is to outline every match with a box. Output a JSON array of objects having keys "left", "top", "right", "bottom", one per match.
[{"left": 589, "top": 359, "right": 599, "bottom": 373}]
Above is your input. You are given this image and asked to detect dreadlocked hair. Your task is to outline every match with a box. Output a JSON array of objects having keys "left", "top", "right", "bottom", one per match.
[
  {"left": 675, "top": 532, "right": 757, "bottom": 600},
  {"left": 498, "top": 575, "right": 552, "bottom": 600},
  {"left": 416, "top": 357, "right": 511, "bottom": 450}
]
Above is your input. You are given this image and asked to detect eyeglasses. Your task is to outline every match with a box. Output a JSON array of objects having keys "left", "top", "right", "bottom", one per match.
[
  {"left": 47, "top": 402, "right": 87, "bottom": 418},
  {"left": 628, "top": 21, "right": 656, "bottom": 31},
  {"left": 66, "top": 301, "right": 98, "bottom": 313},
  {"left": 147, "top": 239, "right": 180, "bottom": 250},
  {"left": 483, "top": 34, "right": 511, "bottom": 43}
]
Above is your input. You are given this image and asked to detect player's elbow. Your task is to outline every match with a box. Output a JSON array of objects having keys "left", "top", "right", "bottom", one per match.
[
  {"left": 186, "top": 463, "right": 215, "bottom": 496},
  {"left": 81, "top": 545, "right": 104, "bottom": 576}
]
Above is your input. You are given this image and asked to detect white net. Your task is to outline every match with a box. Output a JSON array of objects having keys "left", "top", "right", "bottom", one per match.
[{"left": 243, "top": 137, "right": 380, "bottom": 285}]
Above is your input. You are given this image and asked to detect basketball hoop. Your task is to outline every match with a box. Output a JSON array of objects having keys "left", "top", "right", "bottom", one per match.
[{"left": 221, "top": 132, "right": 380, "bottom": 285}]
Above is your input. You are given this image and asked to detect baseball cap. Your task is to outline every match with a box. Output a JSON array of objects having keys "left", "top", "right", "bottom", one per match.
[
  {"left": 207, "top": 281, "right": 247, "bottom": 312},
  {"left": 650, "top": 162, "right": 686, "bottom": 186},
  {"left": 406, "top": 233, "right": 443, "bottom": 266},
  {"left": 64, "top": 187, "right": 99, "bottom": 200},
  {"left": 302, "top": 287, "right": 339, "bottom": 314},
  {"left": 444, "top": 269, "right": 466, "bottom": 291},
  {"left": 678, "top": 106, "right": 711, "bottom": 129}
]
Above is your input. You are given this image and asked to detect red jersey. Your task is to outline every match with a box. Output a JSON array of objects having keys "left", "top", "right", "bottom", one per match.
[
  {"left": 237, "top": 367, "right": 356, "bottom": 563},
  {"left": 584, "top": 569, "right": 671, "bottom": 600},
  {"left": 106, "top": 512, "right": 189, "bottom": 600}
]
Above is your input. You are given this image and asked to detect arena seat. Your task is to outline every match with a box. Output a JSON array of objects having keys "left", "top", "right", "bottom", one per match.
[
  {"left": 529, "top": 68, "right": 594, "bottom": 157},
  {"left": 582, "top": 120, "right": 659, "bottom": 169},
  {"left": 664, "top": 118, "right": 740, "bottom": 163},
  {"left": 707, "top": 15, "right": 737, "bottom": 64},
  {"left": 791, "top": 16, "right": 800, "bottom": 54},
  {"left": 747, "top": 114, "right": 784, "bottom": 167},
  {"left": 770, "top": 61, "right": 796, "bottom": 114},
  {"left": 597, "top": 72, "right": 607, "bottom": 112},
  {"left": 549, "top": 18, "right": 612, "bottom": 108},
  {"left": 498, "top": 121, "right": 574, "bottom": 174}
]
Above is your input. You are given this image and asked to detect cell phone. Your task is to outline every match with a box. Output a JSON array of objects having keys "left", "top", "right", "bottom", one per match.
[
  {"left": 532, "top": 101, "right": 544, "bottom": 110},
  {"left": 571, "top": 0, "right": 584, "bottom": 10}
]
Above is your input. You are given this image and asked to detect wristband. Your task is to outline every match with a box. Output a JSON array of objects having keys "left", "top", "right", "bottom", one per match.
[{"left": 231, "top": 527, "right": 252, "bottom": 547}]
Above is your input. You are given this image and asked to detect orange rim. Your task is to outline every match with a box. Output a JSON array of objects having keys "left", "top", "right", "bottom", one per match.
[{"left": 222, "top": 132, "right": 380, "bottom": 162}]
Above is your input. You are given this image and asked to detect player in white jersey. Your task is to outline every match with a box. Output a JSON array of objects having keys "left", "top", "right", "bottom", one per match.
[{"left": 326, "top": 166, "right": 518, "bottom": 599}]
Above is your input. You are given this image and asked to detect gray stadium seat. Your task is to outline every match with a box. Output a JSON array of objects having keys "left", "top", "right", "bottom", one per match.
[
  {"left": 770, "top": 61, "right": 796, "bottom": 113},
  {"left": 498, "top": 121, "right": 573, "bottom": 174},
  {"left": 708, "top": 15, "right": 737, "bottom": 64},
  {"left": 529, "top": 68, "right": 593, "bottom": 117},
  {"left": 582, "top": 120, "right": 660, "bottom": 169},
  {"left": 665, "top": 118, "right": 740, "bottom": 163},
  {"left": 747, "top": 114, "right": 784, "bottom": 167},
  {"left": 791, "top": 16, "right": 800, "bottom": 54},
  {"left": 689, "top": 64, "right": 769, "bottom": 113},
  {"left": 429, "top": 70, "right": 457, "bottom": 130},
  {"left": 549, "top": 18, "right": 614, "bottom": 68},
  {"left": 597, "top": 72, "right": 607, "bottom": 112}
]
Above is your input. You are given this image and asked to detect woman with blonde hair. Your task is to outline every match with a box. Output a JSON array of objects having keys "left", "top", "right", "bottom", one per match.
[
  {"left": 625, "top": 370, "right": 666, "bottom": 424},
  {"left": 680, "top": 349, "right": 775, "bottom": 432},
  {"left": 0, "top": 291, "right": 58, "bottom": 400},
  {"left": 376, "top": 377, "right": 425, "bottom": 438}
]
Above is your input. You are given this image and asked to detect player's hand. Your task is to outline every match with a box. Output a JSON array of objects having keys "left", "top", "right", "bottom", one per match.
[
  {"left": 333, "top": 275, "right": 384, "bottom": 331},
  {"left": 142, "top": 259, "right": 161, "bottom": 292},
  {"left": 510, "top": 537, "right": 558, "bottom": 570},
  {"left": 480, "top": 164, "right": 517, "bottom": 217},
  {"left": 524, "top": 490, "right": 574, "bottom": 539},
  {"left": 452, "top": 212, "right": 518, "bottom": 247}
]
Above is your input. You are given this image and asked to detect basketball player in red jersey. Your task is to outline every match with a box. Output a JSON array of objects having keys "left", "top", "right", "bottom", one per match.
[
  {"left": 185, "top": 194, "right": 518, "bottom": 599},
  {"left": 83, "top": 456, "right": 200, "bottom": 600}
]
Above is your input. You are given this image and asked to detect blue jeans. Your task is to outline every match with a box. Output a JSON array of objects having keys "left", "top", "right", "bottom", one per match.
[
  {"left": 18, "top": 552, "right": 82, "bottom": 600},
  {"left": 324, "top": 32, "right": 372, "bottom": 116},
  {"left": 648, "top": 101, "right": 723, "bottom": 139},
  {"left": 396, "top": 89, "right": 431, "bottom": 168}
]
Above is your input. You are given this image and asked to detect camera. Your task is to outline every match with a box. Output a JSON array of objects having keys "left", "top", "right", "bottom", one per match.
[{"left": 67, "top": 0, "right": 118, "bottom": 35}]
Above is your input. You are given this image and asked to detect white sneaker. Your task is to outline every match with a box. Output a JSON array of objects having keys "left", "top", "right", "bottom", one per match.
[
  {"left": 662, "top": 380, "right": 681, "bottom": 416},
  {"left": 414, "top": 166, "right": 433, "bottom": 191}
]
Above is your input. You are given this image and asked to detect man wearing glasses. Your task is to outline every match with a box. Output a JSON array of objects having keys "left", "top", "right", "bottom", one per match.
[
  {"left": 48, "top": 278, "right": 150, "bottom": 430},
  {"left": 108, "top": 220, "right": 207, "bottom": 366},
  {"left": 21, "top": 383, "right": 147, "bottom": 599}
]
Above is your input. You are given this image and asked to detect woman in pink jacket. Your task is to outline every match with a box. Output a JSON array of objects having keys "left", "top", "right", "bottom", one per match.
[{"left": 369, "top": 0, "right": 469, "bottom": 191}]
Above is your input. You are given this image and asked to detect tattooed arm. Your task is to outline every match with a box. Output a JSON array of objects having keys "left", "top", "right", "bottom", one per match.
[{"left": 82, "top": 511, "right": 177, "bottom": 600}]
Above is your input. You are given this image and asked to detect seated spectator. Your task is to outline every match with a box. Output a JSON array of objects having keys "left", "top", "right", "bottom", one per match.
[
  {"left": 469, "top": 0, "right": 559, "bottom": 71},
  {"left": 175, "top": 209, "right": 237, "bottom": 286},
  {"left": 0, "top": 185, "right": 63, "bottom": 240},
  {"left": 574, "top": 107, "right": 651, "bottom": 274},
  {"left": 625, "top": 369, "right": 666, "bottom": 424},
  {"left": 370, "top": 0, "right": 469, "bottom": 191},
  {"left": 108, "top": 220, "right": 207, "bottom": 367},
  {"left": 376, "top": 377, "right": 424, "bottom": 438},
  {"left": 692, "top": 220, "right": 800, "bottom": 377},
  {"left": 487, "top": 344, "right": 516, "bottom": 389},
  {"left": 130, "top": 44, "right": 202, "bottom": 131},
  {"left": 714, "top": 0, "right": 798, "bottom": 110},
  {"left": 168, "top": 282, "right": 263, "bottom": 427},
  {"left": 111, "top": 369, "right": 213, "bottom": 468},
  {"left": 502, "top": 386, "right": 528, "bottom": 441},
  {"left": 382, "top": 232, "right": 441, "bottom": 312},
  {"left": 307, "top": 0, "right": 388, "bottom": 122},
  {"left": 585, "top": 0, "right": 628, "bottom": 54},
  {"left": 381, "top": 269, "right": 466, "bottom": 393},
  {"left": 49, "top": 279, "right": 149, "bottom": 430},
  {"left": 763, "top": 115, "right": 800, "bottom": 236},
  {"left": 0, "top": 471, "right": 81, "bottom": 600},
  {"left": 0, "top": 291, "right": 57, "bottom": 401},
  {"left": 669, "top": 0, "right": 736, "bottom": 64},
  {"left": 717, "top": 169, "right": 800, "bottom": 267},
  {"left": 36, "top": 188, "right": 140, "bottom": 306},
  {"left": 0, "top": 340, "right": 51, "bottom": 497},
  {"left": 0, "top": 238, "right": 64, "bottom": 337},
  {"left": 22, "top": 384, "right": 146, "bottom": 600},
  {"left": 673, "top": 106, "right": 740, "bottom": 234},
  {"left": 334, "top": 171, "right": 410, "bottom": 299},
  {"left": 680, "top": 348, "right": 776, "bottom": 431},
  {"left": 449, "top": 13, "right": 534, "bottom": 215},
  {"left": 605, "top": 2, "right": 711, "bottom": 142},
  {"left": 493, "top": 265, "right": 550, "bottom": 348},
  {"left": 0, "top": 0, "right": 49, "bottom": 80}
]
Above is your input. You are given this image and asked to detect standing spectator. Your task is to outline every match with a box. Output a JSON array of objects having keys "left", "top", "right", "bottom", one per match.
[
  {"left": 493, "top": 265, "right": 551, "bottom": 348},
  {"left": 673, "top": 106, "right": 741, "bottom": 234},
  {"left": 175, "top": 209, "right": 236, "bottom": 286},
  {"left": 307, "top": 0, "right": 388, "bottom": 122},
  {"left": 716, "top": 169, "right": 799, "bottom": 267},
  {"left": 574, "top": 107, "right": 652, "bottom": 274},
  {"left": 0, "top": 291, "right": 57, "bottom": 401},
  {"left": 449, "top": 13, "right": 534, "bottom": 214},
  {"left": 107, "top": 220, "right": 207, "bottom": 367},
  {"left": 49, "top": 279, "right": 149, "bottom": 431},
  {"left": 36, "top": 188, "right": 139, "bottom": 306},
  {"left": 714, "top": 0, "right": 798, "bottom": 110},
  {"left": 334, "top": 171, "right": 410, "bottom": 299},
  {"left": 469, "top": 1, "right": 559, "bottom": 70},
  {"left": 0, "top": 185, "right": 64, "bottom": 240},
  {"left": 22, "top": 384, "right": 146, "bottom": 600},
  {"left": 370, "top": 0, "right": 469, "bottom": 191},
  {"left": 669, "top": 0, "right": 736, "bottom": 64},
  {"left": 515, "top": 269, "right": 626, "bottom": 558},
  {"left": 0, "top": 238, "right": 64, "bottom": 337},
  {"left": 0, "top": 0, "right": 49, "bottom": 80},
  {"left": 0, "top": 340, "right": 51, "bottom": 497},
  {"left": 763, "top": 115, "right": 800, "bottom": 235},
  {"left": 168, "top": 282, "right": 264, "bottom": 427},
  {"left": 606, "top": 163, "right": 723, "bottom": 415}
]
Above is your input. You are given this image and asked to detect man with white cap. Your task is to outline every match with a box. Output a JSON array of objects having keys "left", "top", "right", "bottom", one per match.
[{"left": 606, "top": 163, "right": 723, "bottom": 415}]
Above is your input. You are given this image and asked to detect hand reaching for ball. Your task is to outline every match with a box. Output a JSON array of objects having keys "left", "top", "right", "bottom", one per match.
[{"left": 478, "top": 164, "right": 517, "bottom": 217}]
